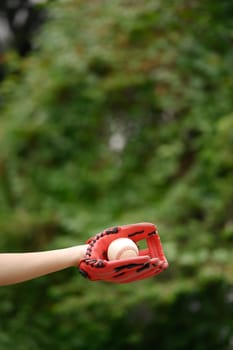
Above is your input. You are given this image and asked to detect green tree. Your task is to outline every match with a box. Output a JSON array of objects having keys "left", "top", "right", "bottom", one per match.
[{"left": 0, "top": 0, "right": 233, "bottom": 349}]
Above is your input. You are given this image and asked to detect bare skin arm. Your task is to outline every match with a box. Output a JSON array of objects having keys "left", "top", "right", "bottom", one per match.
[{"left": 0, "top": 245, "right": 88, "bottom": 286}]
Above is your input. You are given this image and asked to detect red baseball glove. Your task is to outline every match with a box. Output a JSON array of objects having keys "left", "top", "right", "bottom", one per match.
[{"left": 79, "top": 222, "right": 168, "bottom": 283}]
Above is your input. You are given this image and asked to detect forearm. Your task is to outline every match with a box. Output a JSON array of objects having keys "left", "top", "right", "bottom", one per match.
[{"left": 0, "top": 245, "right": 88, "bottom": 286}]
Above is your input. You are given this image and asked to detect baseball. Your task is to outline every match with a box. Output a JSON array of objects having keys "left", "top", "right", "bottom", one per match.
[{"left": 107, "top": 238, "right": 139, "bottom": 260}]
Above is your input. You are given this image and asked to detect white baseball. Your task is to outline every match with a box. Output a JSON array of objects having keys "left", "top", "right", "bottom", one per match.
[{"left": 107, "top": 238, "right": 139, "bottom": 260}]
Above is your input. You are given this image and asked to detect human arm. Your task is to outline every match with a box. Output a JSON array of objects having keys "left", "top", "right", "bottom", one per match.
[{"left": 0, "top": 244, "right": 88, "bottom": 286}]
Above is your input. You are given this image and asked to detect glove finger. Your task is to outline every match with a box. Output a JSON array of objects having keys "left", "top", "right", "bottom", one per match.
[
  {"left": 80, "top": 255, "right": 150, "bottom": 282},
  {"left": 98, "top": 255, "right": 150, "bottom": 279},
  {"left": 107, "top": 255, "right": 152, "bottom": 282},
  {"left": 114, "top": 258, "right": 168, "bottom": 283},
  {"left": 121, "top": 222, "right": 157, "bottom": 242},
  {"left": 101, "top": 256, "right": 154, "bottom": 283}
]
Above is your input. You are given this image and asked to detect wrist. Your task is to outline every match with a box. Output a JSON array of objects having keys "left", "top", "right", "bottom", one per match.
[{"left": 66, "top": 245, "right": 88, "bottom": 267}]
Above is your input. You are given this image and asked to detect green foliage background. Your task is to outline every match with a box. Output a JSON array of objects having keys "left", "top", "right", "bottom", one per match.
[{"left": 0, "top": 0, "right": 233, "bottom": 349}]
